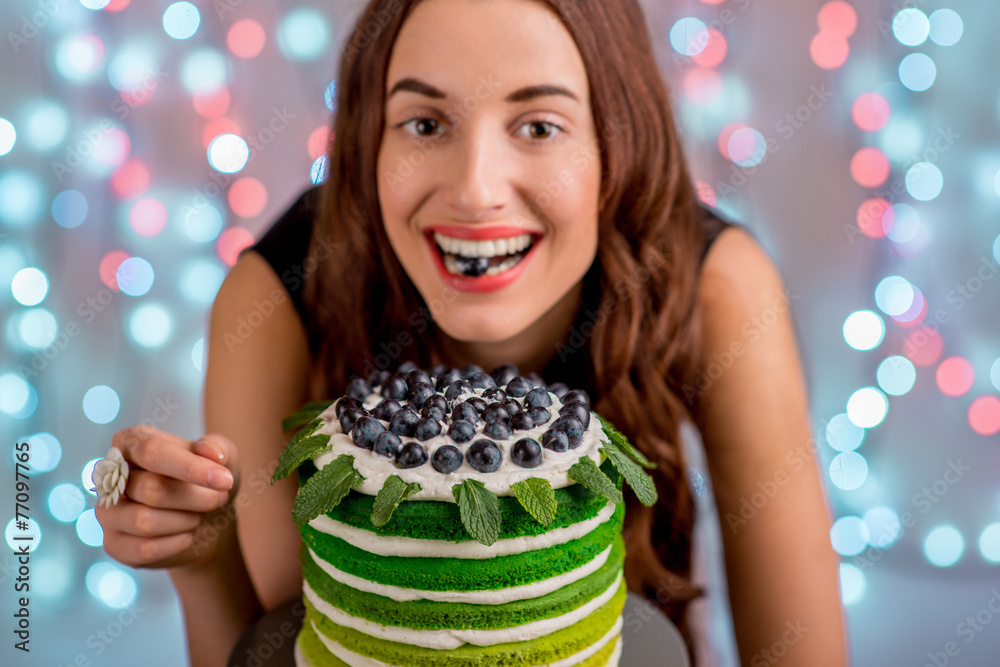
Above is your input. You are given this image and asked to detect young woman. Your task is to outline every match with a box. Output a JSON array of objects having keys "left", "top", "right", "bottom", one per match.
[{"left": 95, "top": 0, "right": 847, "bottom": 665}]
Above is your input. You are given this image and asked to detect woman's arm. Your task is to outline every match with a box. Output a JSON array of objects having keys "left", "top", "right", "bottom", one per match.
[
  {"left": 695, "top": 227, "right": 848, "bottom": 665},
  {"left": 173, "top": 250, "right": 312, "bottom": 665}
]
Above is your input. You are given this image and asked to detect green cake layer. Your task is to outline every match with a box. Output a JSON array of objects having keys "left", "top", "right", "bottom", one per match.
[
  {"left": 303, "top": 536, "right": 625, "bottom": 630},
  {"left": 301, "top": 501, "right": 623, "bottom": 592},
  {"left": 302, "top": 578, "right": 626, "bottom": 666},
  {"left": 296, "top": 621, "right": 621, "bottom": 667}
]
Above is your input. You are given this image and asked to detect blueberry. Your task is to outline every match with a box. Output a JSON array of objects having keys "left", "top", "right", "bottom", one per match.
[
  {"left": 482, "top": 403, "right": 511, "bottom": 423},
  {"left": 339, "top": 406, "right": 368, "bottom": 434},
  {"left": 429, "top": 363, "right": 448, "bottom": 378},
  {"left": 528, "top": 406, "right": 551, "bottom": 426},
  {"left": 373, "top": 431, "right": 401, "bottom": 460},
  {"left": 451, "top": 402, "right": 482, "bottom": 425},
  {"left": 467, "top": 372, "right": 496, "bottom": 389},
  {"left": 547, "top": 382, "right": 570, "bottom": 399},
  {"left": 444, "top": 379, "right": 473, "bottom": 403},
  {"left": 405, "top": 382, "right": 436, "bottom": 407},
  {"left": 372, "top": 399, "right": 402, "bottom": 421},
  {"left": 524, "top": 387, "right": 553, "bottom": 408},
  {"left": 484, "top": 419, "right": 513, "bottom": 440},
  {"left": 351, "top": 416, "right": 384, "bottom": 449},
  {"left": 511, "top": 438, "right": 542, "bottom": 468},
  {"left": 396, "top": 361, "right": 420, "bottom": 376},
  {"left": 389, "top": 408, "right": 420, "bottom": 437},
  {"left": 381, "top": 374, "right": 409, "bottom": 400},
  {"left": 490, "top": 363, "right": 519, "bottom": 386},
  {"left": 465, "top": 396, "right": 487, "bottom": 414},
  {"left": 419, "top": 406, "right": 446, "bottom": 423},
  {"left": 455, "top": 255, "right": 490, "bottom": 276},
  {"left": 346, "top": 377, "right": 372, "bottom": 402},
  {"left": 448, "top": 419, "right": 476, "bottom": 444},
  {"left": 482, "top": 387, "right": 507, "bottom": 403},
  {"left": 397, "top": 443, "right": 428, "bottom": 469},
  {"left": 506, "top": 376, "right": 533, "bottom": 398},
  {"left": 334, "top": 396, "right": 361, "bottom": 419},
  {"left": 562, "top": 389, "right": 590, "bottom": 408},
  {"left": 432, "top": 445, "right": 463, "bottom": 473},
  {"left": 423, "top": 394, "right": 448, "bottom": 414},
  {"left": 461, "top": 364, "right": 486, "bottom": 378},
  {"left": 551, "top": 414, "right": 584, "bottom": 448},
  {"left": 467, "top": 439, "right": 502, "bottom": 472},
  {"left": 527, "top": 372, "right": 547, "bottom": 389},
  {"left": 367, "top": 369, "right": 391, "bottom": 387},
  {"left": 509, "top": 411, "right": 536, "bottom": 432},
  {"left": 541, "top": 429, "right": 569, "bottom": 452},
  {"left": 414, "top": 418, "right": 443, "bottom": 441},
  {"left": 405, "top": 370, "right": 432, "bottom": 388},
  {"left": 558, "top": 401, "right": 590, "bottom": 428},
  {"left": 503, "top": 398, "right": 522, "bottom": 415},
  {"left": 435, "top": 368, "right": 463, "bottom": 391}
]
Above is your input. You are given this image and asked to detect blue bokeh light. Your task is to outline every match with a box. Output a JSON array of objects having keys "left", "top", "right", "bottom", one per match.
[
  {"left": 905, "top": 162, "right": 943, "bottom": 201},
  {"left": 847, "top": 387, "right": 888, "bottom": 428},
  {"left": 181, "top": 48, "right": 228, "bottom": 95},
  {"left": 52, "top": 189, "right": 90, "bottom": 228},
  {"left": 82, "top": 457, "right": 101, "bottom": 495},
  {"left": 25, "top": 100, "right": 69, "bottom": 151},
  {"left": 19, "top": 431, "right": 62, "bottom": 473},
  {"left": 979, "top": 523, "right": 1000, "bottom": 563},
  {"left": 899, "top": 53, "right": 937, "bottom": 92},
  {"left": 669, "top": 17, "right": 708, "bottom": 57},
  {"left": 839, "top": 563, "right": 865, "bottom": 605},
  {"left": 76, "top": 509, "right": 104, "bottom": 547},
  {"left": 0, "top": 117, "right": 15, "bottom": 155},
  {"left": 0, "top": 373, "right": 31, "bottom": 415},
  {"left": 208, "top": 134, "right": 249, "bottom": 174},
  {"left": 277, "top": 8, "right": 330, "bottom": 61},
  {"left": 128, "top": 304, "right": 174, "bottom": 348},
  {"left": 0, "top": 171, "right": 45, "bottom": 226},
  {"left": 830, "top": 451, "right": 869, "bottom": 491},
  {"left": 325, "top": 79, "right": 338, "bottom": 112},
  {"left": 12, "top": 267, "right": 49, "bottom": 306},
  {"left": 864, "top": 506, "right": 902, "bottom": 549},
  {"left": 825, "top": 413, "right": 865, "bottom": 453},
  {"left": 49, "top": 483, "right": 86, "bottom": 523},
  {"left": 310, "top": 156, "right": 329, "bottom": 184},
  {"left": 929, "top": 9, "right": 963, "bottom": 46},
  {"left": 924, "top": 525, "right": 964, "bottom": 567},
  {"left": 163, "top": 2, "right": 201, "bottom": 40},
  {"left": 192, "top": 337, "right": 205, "bottom": 372},
  {"left": 19, "top": 308, "right": 58, "bottom": 349},
  {"left": 842, "top": 310, "right": 884, "bottom": 351},
  {"left": 831, "top": 516, "right": 870, "bottom": 556},
  {"left": 892, "top": 9, "right": 930, "bottom": 46},
  {"left": 877, "top": 356, "right": 916, "bottom": 396},
  {"left": 83, "top": 385, "right": 121, "bottom": 424},
  {"left": 5, "top": 517, "right": 41, "bottom": 553},
  {"left": 180, "top": 262, "right": 225, "bottom": 304},
  {"left": 116, "top": 257, "right": 155, "bottom": 296},
  {"left": 875, "top": 275, "right": 915, "bottom": 317},
  {"left": 184, "top": 203, "right": 225, "bottom": 242}
]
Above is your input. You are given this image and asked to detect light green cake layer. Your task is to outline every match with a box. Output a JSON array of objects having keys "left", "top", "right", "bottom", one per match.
[
  {"left": 301, "top": 502, "right": 623, "bottom": 592},
  {"left": 298, "top": 458, "right": 622, "bottom": 542},
  {"left": 302, "top": 536, "right": 625, "bottom": 631},
  {"left": 297, "top": 619, "right": 621, "bottom": 667},
  {"left": 303, "top": 578, "right": 626, "bottom": 666}
]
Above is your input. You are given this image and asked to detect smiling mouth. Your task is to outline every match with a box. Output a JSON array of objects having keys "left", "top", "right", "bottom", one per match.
[{"left": 431, "top": 232, "right": 538, "bottom": 278}]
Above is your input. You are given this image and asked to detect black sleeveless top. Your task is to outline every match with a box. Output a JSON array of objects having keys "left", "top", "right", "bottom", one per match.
[{"left": 244, "top": 186, "right": 735, "bottom": 383}]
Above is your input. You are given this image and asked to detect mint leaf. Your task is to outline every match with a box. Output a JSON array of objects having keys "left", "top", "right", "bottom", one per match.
[
  {"left": 510, "top": 478, "right": 557, "bottom": 526},
  {"left": 595, "top": 413, "right": 656, "bottom": 470},
  {"left": 452, "top": 479, "right": 501, "bottom": 546},
  {"left": 568, "top": 456, "right": 622, "bottom": 503},
  {"left": 282, "top": 401, "right": 334, "bottom": 434},
  {"left": 370, "top": 475, "right": 422, "bottom": 527},
  {"left": 272, "top": 418, "right": 329, "bottom": 482},
  {"left": 601, "top": 441, "right": 658, "bottom": 507},
  {"left": 292, "top": 454, "right": 364, "bottom": 526}
]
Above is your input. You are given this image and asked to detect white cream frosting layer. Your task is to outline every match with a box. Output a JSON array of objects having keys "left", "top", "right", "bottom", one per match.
[
  {"left": 303, "top": 572, "right": 624, "bottom": 650},
  {"left": 303, "top": 615, "right": 623, "bottom": 667},
  {"left": 306, "top": 543, "right": 613, "bottom": 604},
  {"left": 313, "top": 387, "right": 607, "bottom": 500},
  {"left": 308, "top": 501, "right": 616, "bottom": 559}
]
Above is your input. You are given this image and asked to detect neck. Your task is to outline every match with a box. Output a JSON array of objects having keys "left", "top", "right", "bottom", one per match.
[{"left": 436, "top": 281, "right": 584, "bottom": 378}]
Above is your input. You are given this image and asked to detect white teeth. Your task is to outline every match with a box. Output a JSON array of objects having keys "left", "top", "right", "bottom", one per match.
[{"left": 433, "top": 232, "right": 533, "bottom": 259}]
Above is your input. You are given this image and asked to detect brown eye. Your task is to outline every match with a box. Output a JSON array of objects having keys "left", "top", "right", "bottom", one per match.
[
  {"left": 415, "top": 119, "right": 438, "bottom": 136},
  {"left": 528, "top": 122, "right": 550, "bottom": 139}
]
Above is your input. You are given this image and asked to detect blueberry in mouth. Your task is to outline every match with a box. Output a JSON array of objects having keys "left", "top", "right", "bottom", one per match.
[{"left": 434, "top": 232, "right": 536, "bottom": 279}]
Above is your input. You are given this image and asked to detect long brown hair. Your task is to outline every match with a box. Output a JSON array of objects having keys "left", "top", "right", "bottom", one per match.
[{"left": 303, "top": 0, "right": 709, "bottom": 651}]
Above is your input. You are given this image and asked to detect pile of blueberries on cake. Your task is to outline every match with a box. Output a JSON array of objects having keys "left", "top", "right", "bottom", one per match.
[{"left": 333, "top": 361, "right": 592, "bottom": 474}]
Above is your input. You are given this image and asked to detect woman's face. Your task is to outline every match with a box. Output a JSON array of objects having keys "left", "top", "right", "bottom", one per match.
[{"left": 377, "top": 0, "right": 601, "bottom": 347}]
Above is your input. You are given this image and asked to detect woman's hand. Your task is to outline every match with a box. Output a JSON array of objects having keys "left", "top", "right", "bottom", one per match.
[{"left": 95, "top": 426, "right": 240, "bottom": 571}]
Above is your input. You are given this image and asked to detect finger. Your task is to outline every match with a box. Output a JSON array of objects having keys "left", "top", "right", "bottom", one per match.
[
  {"left": 118, "top": 433, "right": 233, "bottom": 491},
  {"left": 126, "top": 470, "right": 230, "bottom": 513},
  {"left": 96, "top": 499, "right": 201, "bottom": 538},
  {"left": 103, "top": 530, "right": 194, "bottom": 569}
]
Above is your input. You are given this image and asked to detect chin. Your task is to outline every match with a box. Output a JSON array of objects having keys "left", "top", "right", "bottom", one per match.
[{"left": 434, "top": 308, "right": 533, "bottom": 345}]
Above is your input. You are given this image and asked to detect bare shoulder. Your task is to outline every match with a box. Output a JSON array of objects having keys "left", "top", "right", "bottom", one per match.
[
  {"left": 205, "top": 249, "right": 312, "bottom": 609},
  {"left": 697, "top": 225, "right": 789, "bottom": 324}
]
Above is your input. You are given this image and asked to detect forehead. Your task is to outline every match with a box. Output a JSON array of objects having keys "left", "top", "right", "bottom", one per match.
[{"left": 386, "top": 0, "right": 589, "bottom": 99}]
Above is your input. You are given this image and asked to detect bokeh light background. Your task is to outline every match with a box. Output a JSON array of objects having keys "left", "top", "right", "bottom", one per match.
[{"left": 1, "top": 0, "right": 998, "bottom": 664}]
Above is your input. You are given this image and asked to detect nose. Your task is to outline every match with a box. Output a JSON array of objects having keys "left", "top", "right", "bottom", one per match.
[{"left": 445, "top": 121, "right": 507, "bottom": 220}]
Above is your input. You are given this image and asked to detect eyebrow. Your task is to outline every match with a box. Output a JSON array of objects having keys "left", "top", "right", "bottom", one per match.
[{"left": 387, "top": 77, "right": 580, "bottom": 104}]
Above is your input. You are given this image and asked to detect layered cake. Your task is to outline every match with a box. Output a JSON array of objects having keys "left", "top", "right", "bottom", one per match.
[{"left": 272, "top": 362, "right": 657, "bottom": 666}]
